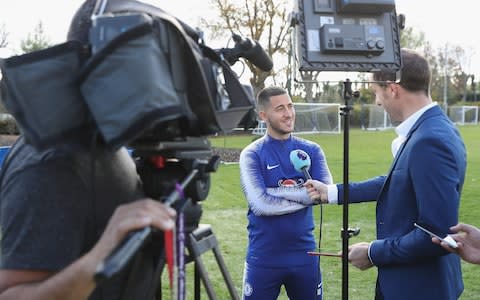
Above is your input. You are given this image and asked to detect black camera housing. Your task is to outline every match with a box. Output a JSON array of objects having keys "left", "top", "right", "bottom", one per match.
[{"left": 0, "top": 0, "right": 263, "bottom": 152}]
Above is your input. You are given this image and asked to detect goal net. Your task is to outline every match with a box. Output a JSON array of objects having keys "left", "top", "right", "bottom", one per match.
[
  {"left": 253, "top": 103, "right": 340, "bottom": 135},
  {"left": 294, "top": 103, "right": 340, "bottom": 134},
  {"left": 362, "top": 104, "right": 393, "bottom": 130},
  {"left": 448, "top": 106, "right": 479, "bottom": 125}
]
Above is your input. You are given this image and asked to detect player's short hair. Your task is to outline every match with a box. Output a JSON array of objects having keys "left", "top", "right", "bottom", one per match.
[{"left": 257, "top": 86, "right": 288, "bottom": 109}]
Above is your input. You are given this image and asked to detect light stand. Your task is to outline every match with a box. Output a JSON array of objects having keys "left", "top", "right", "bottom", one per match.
[{"left": 340, "top": 79, "right": 360, "bottom": 300}]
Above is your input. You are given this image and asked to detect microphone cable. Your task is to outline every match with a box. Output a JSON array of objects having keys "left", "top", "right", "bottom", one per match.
[{"left": 289, "top": 148, "right": 324, "bottom": 252}]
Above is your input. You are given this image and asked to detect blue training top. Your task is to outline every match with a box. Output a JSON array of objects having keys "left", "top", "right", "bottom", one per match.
[{"left": 239, "top": 134, "right": 332, "bottom": 267}]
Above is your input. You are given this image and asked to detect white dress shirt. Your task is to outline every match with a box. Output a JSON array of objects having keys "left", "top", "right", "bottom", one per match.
[
  {"left": 326, "top": 102, "right": 437, "bottom": 204},
  {"left": 391, "top": 102, "right": 437, "bottom": 157}
]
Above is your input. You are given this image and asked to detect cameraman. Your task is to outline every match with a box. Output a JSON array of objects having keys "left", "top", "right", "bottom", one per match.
[{"left": 0, "top": 1, "right": 176, "bottom": 299}]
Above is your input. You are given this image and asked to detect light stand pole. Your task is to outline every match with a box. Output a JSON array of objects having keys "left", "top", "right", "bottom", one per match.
[{"left": 340, "top": 79, "right": 360, "bottom": 300}]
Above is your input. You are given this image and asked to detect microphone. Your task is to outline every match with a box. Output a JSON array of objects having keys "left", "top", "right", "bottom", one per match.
[
  {"left": 235, "top": 35, "right": 273, "bottom": 72},
  {"left": 289, "top": 149, "right": 312, "bottom": 180},
  {"left": 226, "top": 33, "right": 273, "bottom": 72}
]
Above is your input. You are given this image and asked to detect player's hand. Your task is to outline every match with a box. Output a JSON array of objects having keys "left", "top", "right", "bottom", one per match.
[{"left": 304, "top": 180, "right": 328, "bottom": 203}]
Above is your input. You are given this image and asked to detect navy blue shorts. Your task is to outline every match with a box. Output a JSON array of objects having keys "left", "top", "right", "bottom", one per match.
[{"left": 242, "top": 261, "right": 322, "bottom": 300}]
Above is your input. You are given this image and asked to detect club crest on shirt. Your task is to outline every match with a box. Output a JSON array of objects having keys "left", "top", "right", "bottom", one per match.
[
  {"left": 278, "top": 178, "right": 303, "bottom": 187},
  {"left": 243, "top": 282, "right": 253, "bottom": 297}
]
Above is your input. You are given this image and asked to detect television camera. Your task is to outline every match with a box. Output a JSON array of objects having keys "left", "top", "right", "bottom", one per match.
[
  {"left": 0, "top": 0, "right": 272, "bottom": 292},
  {"left": 0, "top": 0, "right": 272, "bottom": 206}
]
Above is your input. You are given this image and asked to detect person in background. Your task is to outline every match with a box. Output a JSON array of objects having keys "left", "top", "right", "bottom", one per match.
[
  {"left": 305, "top": 48, "right": 466, "bottom": 300},
  {"left": 239, "top": 86, "right": 332, "bottom": 300},
  {"left": 432, "top": 223, "right": 480, "bottom": 265}
]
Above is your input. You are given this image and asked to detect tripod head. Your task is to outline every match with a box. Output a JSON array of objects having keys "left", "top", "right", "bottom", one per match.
[{"left": 95, "top": 147, "right": 220, "bottom": 282}]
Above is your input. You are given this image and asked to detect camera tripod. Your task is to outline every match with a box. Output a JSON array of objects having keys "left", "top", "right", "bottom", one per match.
[
  {"left": 183, "top": 222, "right": 239, "bottom": 300},
  {"left": 95, "top": 137, "right": 239, "bottom": 299}
]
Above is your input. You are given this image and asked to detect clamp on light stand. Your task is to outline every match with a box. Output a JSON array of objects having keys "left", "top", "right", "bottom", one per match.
[{"left": 341, "top": 227, "right": 361, "bottom": 239}]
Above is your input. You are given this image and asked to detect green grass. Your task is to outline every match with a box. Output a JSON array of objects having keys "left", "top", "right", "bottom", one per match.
[{"left": 163, "top": 125, "right": 480, "bottom": 299}]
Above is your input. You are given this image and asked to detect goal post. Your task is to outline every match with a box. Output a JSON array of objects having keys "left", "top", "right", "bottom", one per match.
[
  {"left": 293, "top": 103, "right": 341, "bottom": 134},
  {"left": 363, "top": 104, "right": 393, "bottom": 130},
  {"left": 448, "top": 106, "right": 479, "bottom": 125}
]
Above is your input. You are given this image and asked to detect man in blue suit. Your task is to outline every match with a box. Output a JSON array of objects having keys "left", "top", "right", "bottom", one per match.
[{"left": 306, "top": 48, "right": 466, "bottom": 300}]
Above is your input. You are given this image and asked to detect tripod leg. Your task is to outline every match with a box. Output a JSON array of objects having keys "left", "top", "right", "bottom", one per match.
[
  {"left": 194, "top": 263, "right": 200, "bottom": 300},
  {"left": 187, "top": 225, "right": 240, "bottom": 300},
  {"left": 193, "top": 255, "right": 217, "bottom": 300},
  {"left": 212, "top": 246, "right": 240, "bottom": 300}
]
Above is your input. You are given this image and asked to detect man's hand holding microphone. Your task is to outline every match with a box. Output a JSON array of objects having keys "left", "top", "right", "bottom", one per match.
[
  {"left": 289, "top": 149, "right": 329, "bottom": 204},
  {"left": 304, "top": 180, "right": 329, "bottom": 204}
]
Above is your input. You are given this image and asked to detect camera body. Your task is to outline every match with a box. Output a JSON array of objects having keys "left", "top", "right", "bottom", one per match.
[{"left": 0, "top": 0, "right": 272, "bottom": 204}]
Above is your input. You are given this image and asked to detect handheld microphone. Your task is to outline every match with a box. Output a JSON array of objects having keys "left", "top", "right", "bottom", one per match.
[{"left": 289, "top": 149, "right": 312, "bottom": 180}]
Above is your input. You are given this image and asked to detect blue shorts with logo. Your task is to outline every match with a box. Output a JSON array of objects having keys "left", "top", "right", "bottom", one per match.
[{"left": 242, "top": 261, "right": 322, "bottom": 300}]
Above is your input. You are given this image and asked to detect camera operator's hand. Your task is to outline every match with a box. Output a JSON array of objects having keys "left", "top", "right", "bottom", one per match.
[
  {"left": 304, "top": 180, "right": 329, "bottom": 203},
  {"left": 0, "top": 199, "right": 176, "bottom": 300},
  {"left": 88, "top": 199, "right": 176, "bottom": 268}
]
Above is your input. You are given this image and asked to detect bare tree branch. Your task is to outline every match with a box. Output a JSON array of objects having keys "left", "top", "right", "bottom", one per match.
[
  {"left": 0, "top": 23, "right": 9, "bottom": 48},
  {"left": 20, "top": 21, "right": 51, "bottom": 53},
  {"left": 206, "top": 0, "right": 290, "bottom": 93}
]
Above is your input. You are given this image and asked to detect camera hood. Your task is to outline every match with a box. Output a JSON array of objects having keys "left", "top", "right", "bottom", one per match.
[{"left": 0, "top": 0, "right": 255, "bottom": 150}]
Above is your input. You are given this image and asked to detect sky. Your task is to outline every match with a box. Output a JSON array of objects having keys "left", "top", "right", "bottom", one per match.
[{"left": 0, "top": 0, "right": 479, "bottom": 77}]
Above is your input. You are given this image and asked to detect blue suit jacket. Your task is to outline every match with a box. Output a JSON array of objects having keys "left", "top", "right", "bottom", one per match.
[{"left": 338, "top": 106, "right": 466, "bottom": 300}]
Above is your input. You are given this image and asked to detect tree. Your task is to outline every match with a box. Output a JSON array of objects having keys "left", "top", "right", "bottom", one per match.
[
  {"left": 20, "top": 21, "right": 51, "bottom": 53},
  {"left": 449, "top": 45, "right": 474, "bottom": 102},
  {"left": 0, "top": 23, "right": 8, "bottom": 48},
  {"left": 297, "top": 71, "right": 320, "bottom": 103},
  {"left": 400, "top": 26, "right": 473, "bottom": 105},
  {"left": 400, "top": 27, "right": 427, "bottom": 50},
  {"left": 203, "top": 0, "right": 291, "bottom": 95},
  {"left": 431, "top": 44, "right": 474, "bottom": 105}
]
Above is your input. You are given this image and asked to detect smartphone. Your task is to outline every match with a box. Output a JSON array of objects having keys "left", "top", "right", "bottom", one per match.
[{"left": 414, "top": 223, "right": 458, "bottom": 249}]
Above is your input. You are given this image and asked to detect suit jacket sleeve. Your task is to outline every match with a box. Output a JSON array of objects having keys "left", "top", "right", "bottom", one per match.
[{"left": 337, "top": 175, "right": 386, "bottom": 204}]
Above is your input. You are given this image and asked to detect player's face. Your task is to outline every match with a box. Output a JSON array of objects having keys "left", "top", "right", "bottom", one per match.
[{"left": 261, "top": 94, "right": 295, "bottom": 139}]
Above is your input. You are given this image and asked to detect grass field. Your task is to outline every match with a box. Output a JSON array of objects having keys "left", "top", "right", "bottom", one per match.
[{"left": 164, "top": 125, "right": 480, "bottom": 299}]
